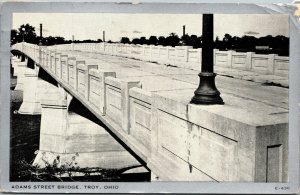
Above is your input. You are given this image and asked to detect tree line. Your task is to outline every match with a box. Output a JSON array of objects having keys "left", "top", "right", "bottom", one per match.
[
  {"left": 121, "top": 33, "right": 289, "bottom": 56},
  {"left": 11, "top": 24, "right": 289, "bottom": 56},
  {"left": 11, "top": 24, "right": 103, "bottom": 46}
]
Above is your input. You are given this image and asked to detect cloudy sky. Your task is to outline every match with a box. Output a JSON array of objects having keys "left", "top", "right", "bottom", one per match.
[{"left": 13, "top": 13, "right": 289, "bottom": 41}]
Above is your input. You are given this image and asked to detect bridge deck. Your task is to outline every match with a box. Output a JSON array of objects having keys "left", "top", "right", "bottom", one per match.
[
  {"left": 12, "top": 43, "right": 289, "bottom": 182},
  {"left": 58, "top": 49, "right": 288, "bottom": 111}
]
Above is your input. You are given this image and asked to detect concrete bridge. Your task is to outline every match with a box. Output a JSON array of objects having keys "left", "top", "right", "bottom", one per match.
[{"left": 11, "top": 42, "right": 288, "bottom": 182}]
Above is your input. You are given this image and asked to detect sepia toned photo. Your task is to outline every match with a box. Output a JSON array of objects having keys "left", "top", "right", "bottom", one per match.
[{"left": 9, "top": 12, "right": 290, "bottom": 184}]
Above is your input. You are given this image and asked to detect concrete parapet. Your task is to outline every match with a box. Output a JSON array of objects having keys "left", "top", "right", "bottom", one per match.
[
  {"left": 129, "top": 87, "right": 152, "bottom": 157},
  {"left": 13, "top": 43, "right": 289, "bottom": 80},
  {"left": 274, "top": 56, "right": 289, "bottom": 77},
  {"left": 267, "top": 54, "right": 276, "bottom": 75},
  {"left": 121, "top": 80, "right": 142, "bottom": 133},
  {"left": 76, "top": 63, "right": 98, "bottom": 99},
  {"left": 56, "top": 54, "right": 68, "bottom": 79},
  {"left": 88, "top": 69, "right": 116, "bottom": 114},
  {"left": 105, "top": 77, "right": 142, "bottom": 133},
  {"left": 148, "top": 89, "right": 288, "bottom": 182},
  {"left": 49, "top": 51, "right": 56, "bottom": 73}
]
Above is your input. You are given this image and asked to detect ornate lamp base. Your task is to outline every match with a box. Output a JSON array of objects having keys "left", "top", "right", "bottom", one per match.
[{"left": 190, "top": 72, "right": 224, "bottom": 105}]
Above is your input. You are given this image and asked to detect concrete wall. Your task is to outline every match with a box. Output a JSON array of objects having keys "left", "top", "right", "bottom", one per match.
[
  {"left": 51, "top": 42, "right": 289, "bottom": 78},
  {"left": 12, "top": 42, "right": 288, "bottom": 182}
]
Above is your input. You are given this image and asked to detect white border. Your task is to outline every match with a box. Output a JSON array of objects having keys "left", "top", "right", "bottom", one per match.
[{"left": 0, "top": 2, "right": 299, "bottom": 194}]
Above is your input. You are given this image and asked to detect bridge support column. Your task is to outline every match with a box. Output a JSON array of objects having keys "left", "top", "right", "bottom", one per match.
[
  {"left": 11, "top": 56, "right": 20, "bottom": 77},
  {"left": 33, "top": 84, "right": 141, "bottom": 171},
  {"left": 18, "top": 63, "right": 42, "bottom": 115},
  {"left": 14, "top": 57, "right": 28, "bottom": 91}
]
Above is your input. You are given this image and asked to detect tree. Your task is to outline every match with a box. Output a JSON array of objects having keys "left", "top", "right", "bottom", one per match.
[
  {"left": 223, "top": 33, "right": 233, "bottom": 50},
  {"left": 165, "top": 33, "right": 180, "bottom": 47},
  {"left": 215, "top": 36, "right": 221, "bottom": 49},
  {"left": 11, "top": 29, "right": 18, "bottom": 45},
  {"left": 181, "top": 34, "right": 190, "bottom": 45},
  {"left": 120, "top": 37, "right": 130, "bottom": 44},
  {"left": 139, "top": 37, "right": 147, "bottom": 45},
  {"left": 240, "top": 35, "right": 257, "bottom": 51},
  {"left": 18, "top": 24, "right": 37, "bottom": 43},
  {"left": 148, "top": 36, "right": 158, "bottom": 45},
  {"left": 158, "top": 36, "right": 166, "bottom": 46},
  {"left": 194, "top": 35, "right": 202, "bottom": 48},
  {"left": 131, "top": 38, "right": 141, "bottom": 44}
]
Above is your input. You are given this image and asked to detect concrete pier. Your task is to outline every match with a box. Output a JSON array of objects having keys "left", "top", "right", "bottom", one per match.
[
  {"left": 18, "top": 66, "right": 42, "bottom": 115},
  {"left": 33, "top": 83, "right": 142, "bottom": 170},
  {"left": 11, "top": 55, "right": 20, "bottom": 77},
  {"left": 13, "top": 58, "right": 27, "bottom": 91}
]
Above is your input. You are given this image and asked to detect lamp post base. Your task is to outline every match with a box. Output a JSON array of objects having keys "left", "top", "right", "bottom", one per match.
[{"left": 190, "top": 72, "right": 224, "bottom": 105}]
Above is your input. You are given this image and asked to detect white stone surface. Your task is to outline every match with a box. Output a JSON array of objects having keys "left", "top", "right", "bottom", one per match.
[
  {"left": 14, "top": 60, "right": 27, "bottom": 91},
  {"left": 18, "top": 66, "right": 41, "bottom": 115},
  {"left": 35, "top": 82, "right": 141, "bottom": 170},
  {"left": 14, "top": 43, "right": 289, "bottom": 182}
]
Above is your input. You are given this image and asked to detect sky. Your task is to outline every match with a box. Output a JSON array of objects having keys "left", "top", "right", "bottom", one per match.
[{"left": 13, "top": 13, "right": 289, "bottom": 41}]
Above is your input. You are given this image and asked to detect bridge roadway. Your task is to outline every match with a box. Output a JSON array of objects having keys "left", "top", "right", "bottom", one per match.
[
  {"left": 56, "top": 49, "right": 288, "bottom": 109},
  {"left": 11, "top": 43, "right": 288, "bottom": 182}
]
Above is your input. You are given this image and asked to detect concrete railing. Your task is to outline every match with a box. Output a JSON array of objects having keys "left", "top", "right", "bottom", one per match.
[
  {"left": 11, "top": 42, "right": 288, "bottom": 182},
  {"left": 214, "top": 50, "right": 289, "bottom": 77},
  {"left": 52, "top": 42, "right": 289, "bottom": 78}
]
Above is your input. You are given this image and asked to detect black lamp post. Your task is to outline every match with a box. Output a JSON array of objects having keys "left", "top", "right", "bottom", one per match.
[
  {"left": 190, "top": 14, "right": 224, "bottom": 105},
  {"left": 39, "top": 23, "right": 43, "bottom": 46},
  {"left": 103, "top": 30, "right": 105, "bottom": 42}
]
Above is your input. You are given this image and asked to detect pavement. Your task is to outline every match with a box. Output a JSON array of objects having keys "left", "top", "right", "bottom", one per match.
[{"left": 54, "top": 49, "right": 288, "bottom": 112}]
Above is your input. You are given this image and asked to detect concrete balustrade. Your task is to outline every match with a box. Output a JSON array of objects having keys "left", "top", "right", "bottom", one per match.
[
  {"left": 129, "top": 87, "right": 152, "bottom": 157},
  {"left": 68, "top": 59, "right": 83, "bottom": 90},
  {"left": 60, "top": 55, "right": 70, "bottom": 81},
  {"left": 215, "top": 50, "right": 289, "bottom": 77},
  {"left": 61, "top": 42, "right": 289, "bottom": 79},
  {"left": 53, "top": 52, "right": 62, "bottom": 75},
  {"left": 88, "top": 69, "right": 116, "bottom": 114},
  {"left": 105, "top": 77, "right": 142, "bottom": 133},
  {"left": 147, "top": 91, "right": 288, "bottom": 182},
  {"left": 274, "top": 55, "right": 289, "bottom": 77},
  {"left": 56, "top": 54, "right": 68, "bottom": 79},
  {"left": 49, "top": 51, "right": 55, "bottom": 73},
  {"left": 46, "top": 50, "right": 51, "bottom": 68},
  {"left": 76, "top": 62, "right": 97, "bottom": 98},
  {"left": 11, "top": 42, "right": 288, "bottom": 182}
]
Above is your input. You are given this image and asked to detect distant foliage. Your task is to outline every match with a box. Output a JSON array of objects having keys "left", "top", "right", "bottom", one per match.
[
  {"left": 11, "top": 23, "right": 289, "bottom": 56},
  {"left": 120, "top": 37, "right": 130, "bottom": 44},
  {"left": 215, "top": 34, "right": 289, "bottom": 56},
  {"left": 123, "top": 33, "right": 289, "bottom": 56},
  {"left": 10, "top": 24, "right": 102, "bottom": 46}
]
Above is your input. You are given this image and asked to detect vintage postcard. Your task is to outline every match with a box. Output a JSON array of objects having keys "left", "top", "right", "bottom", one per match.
[{"left": 0, "top": 1, "right": 299, "bottom": 194}]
